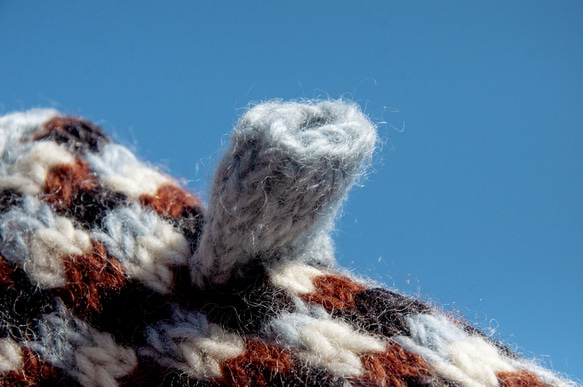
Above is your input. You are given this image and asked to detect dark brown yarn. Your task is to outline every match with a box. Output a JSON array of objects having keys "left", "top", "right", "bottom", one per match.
[
  {"left": 171, "top": 204, "right": 204, "bottom": 248},
  {"left": 0, "top": 260, "right": 55, "bottom": 341},
  {"left": 118, "top": 357, "right": 166, "bottom": 387},
  {"left": 278, "top": 364, "right": 347, "bottom": 387},
  {"left": 64, "top": 188, "right": 129, "bottom": 231},
  {"left": 43, "top": 159, "right": 130, "bottom": 230},
  {"left": 119, "top": 356, "right": 213, "bottom": 387},
  {"left": 338, "top": 288, "right": 430, "bottom": 338},
  {"left": 91, "top": 279, "right": 176, "bottom": 347},
  {"left": 302, "top": 275, "right": 430, "bottom": 338},
  {"left": 35, "top": 116, "right": 110, "bottom": 153},
  {"left": 173, "top": 263, "right": 294, "bottom": 335},
  {"left": 0, "top": 254, "right": 15, "bottom": 286},
  {"left": 0, "top": 190, "right": 24, "bottom": 215}
]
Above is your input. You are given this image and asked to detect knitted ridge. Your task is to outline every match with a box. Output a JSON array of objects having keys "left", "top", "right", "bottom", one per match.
[{"left": 0, "top": 102, "right": 575, "bottom": 387}]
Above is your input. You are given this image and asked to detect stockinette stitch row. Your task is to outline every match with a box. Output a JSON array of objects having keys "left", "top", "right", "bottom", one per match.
[
  {"left": 193, "top": 101, "right": 377, "bottom": 286},
  {"left": 0, "top": 101, "right": 576, "bottom": 387}
]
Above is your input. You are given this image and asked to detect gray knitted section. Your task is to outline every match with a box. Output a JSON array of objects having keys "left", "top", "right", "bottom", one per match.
[{"left": 191, "top": 100, "right": 377, "bottom": 286}]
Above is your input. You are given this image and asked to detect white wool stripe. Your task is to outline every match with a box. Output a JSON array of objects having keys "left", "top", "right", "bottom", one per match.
[
  {"left": 0, "top": 110, "right": 59, "bottom": 195},
  {"left": 0, "top": 196, "right": 92, "bottom": 288},
  {"left": 508, "top": 358, "right": 577, "bottom": 387},
  {"left": 85, "top": 143, "right": 172, "bottom": 199},
  {"left": 91, "top": 203, "right": 191, "bottom": 293},
  {"left": 143, "top": 308, "right": 245, "bottom": 379},
  {"left": 395, "top": 314, "right": 515, "bottom": 387},
  {"left": 0, "top": 109, "right": 58, "bottom": 132},
  {"left": 267, "top": 313, "right": 384, "bottom": 377},
  {"left": 0, "top": 140, "right": 75, "bottom": 196},
  {"left": 29, "top": 302, "right": 137, "bottom": 387},
  {"left": 0, "top": 338, "right": 23, "bottom": 373},
  {"left": 269, "top": 262, "right": 324, "bottom": 295},
  {"left": 0, "top": 109, "right": 58, "bottom": 151},
  {"left": 192, "top": 100, "right": 377, "bottom": 286}
]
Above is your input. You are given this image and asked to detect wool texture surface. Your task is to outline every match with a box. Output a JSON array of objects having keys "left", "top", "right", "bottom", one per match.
[{"left": 0, "top": 101, "right": 577, "bottom": 387}]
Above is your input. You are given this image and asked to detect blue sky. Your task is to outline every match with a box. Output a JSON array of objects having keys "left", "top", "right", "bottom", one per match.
[{"left": 1, "top": 0, "right": 582, "bottom": 380}]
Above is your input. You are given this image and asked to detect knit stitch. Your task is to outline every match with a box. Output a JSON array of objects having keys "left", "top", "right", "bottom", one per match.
[{"left": 0, "top": 100, "right": 577, "bottom": 387}]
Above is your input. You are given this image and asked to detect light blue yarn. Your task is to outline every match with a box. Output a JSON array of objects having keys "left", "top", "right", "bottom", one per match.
[
  {"left": 145, "top": 307, "right": 209, "bottom": 359},
  {"left": 265, "top": 312, "right": 320, "bottom": 351},
  {"left": 395, "top": 314, "right": 469, "bottom": 364},
  {"left": 84, "top": 143, "right": 139, "bottom": 180},
  {"left": 28, "top": 301, "right": 93, "bottom": 370},
  {"left": 0, "top": 196, "right": 56, "bottom": 266},
  {"left": 91, "top": 203, "right": 160, "bottom": 266}
]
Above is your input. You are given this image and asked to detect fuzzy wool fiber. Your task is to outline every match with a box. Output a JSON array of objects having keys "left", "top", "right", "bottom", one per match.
[{"left": 0, "top": 101, "right": 577, "bottom": 387}]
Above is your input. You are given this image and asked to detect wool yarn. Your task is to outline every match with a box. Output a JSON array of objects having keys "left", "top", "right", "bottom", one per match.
[
  {"left": 0, "top": 101, "right": 576, "bottom": 387},
  {"left": 193, "top": 100, "right": 377, "bottom": 286}
]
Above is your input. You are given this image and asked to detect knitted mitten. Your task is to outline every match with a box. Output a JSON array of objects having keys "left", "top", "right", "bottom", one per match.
[{"left": 0, "top": 101, "right": 574, "bottom": 386}]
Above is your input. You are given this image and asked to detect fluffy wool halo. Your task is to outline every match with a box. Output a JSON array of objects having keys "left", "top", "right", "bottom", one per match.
[{"left": 191, "top": 100, "right": 377, "bottom": 287}]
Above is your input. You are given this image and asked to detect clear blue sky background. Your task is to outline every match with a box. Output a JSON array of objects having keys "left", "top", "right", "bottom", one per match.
[{"left": 1, "top": 1, "right": 581, "bottom": 381}]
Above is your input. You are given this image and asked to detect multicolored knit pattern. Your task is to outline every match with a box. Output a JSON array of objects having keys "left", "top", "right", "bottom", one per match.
[{"left": 0, "top": 102, "right": 575, "bottom": 387}]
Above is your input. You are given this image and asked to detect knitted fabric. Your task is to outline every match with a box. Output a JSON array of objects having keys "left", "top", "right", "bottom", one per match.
[{"left": 0, "top": 101, "right": 575, "bottom": 387}]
